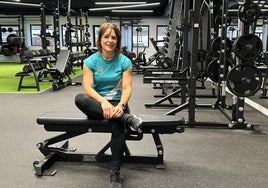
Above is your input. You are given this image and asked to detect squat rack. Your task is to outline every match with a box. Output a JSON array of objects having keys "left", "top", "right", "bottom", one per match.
[{"left": 163, "top": 0, "right": 265, "bottom": 134}]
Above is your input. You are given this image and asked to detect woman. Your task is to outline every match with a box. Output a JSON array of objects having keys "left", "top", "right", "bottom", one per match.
[{"left": 75, "top": 22, "right": 142, "bottom": 188}]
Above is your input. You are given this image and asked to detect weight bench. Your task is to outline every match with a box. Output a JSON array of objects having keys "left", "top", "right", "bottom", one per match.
[
  {"left": 34, "top": 112, "right": 185, "bottom": 176},
  {"left": 49, "top": 49, "right": 81, "bottom": 91}
]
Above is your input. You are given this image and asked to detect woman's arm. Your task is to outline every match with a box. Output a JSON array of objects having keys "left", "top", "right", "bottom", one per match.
[
  {"left": 82, "top": 64, "right": 107, "bottom": 103},
  {"left": 119, "top": 66, "right": 133, "bottom": 106},
  {"left": 83, "top": 65, "right": 113, "bottom": 119},
  {"left": 110, "top": 66, "right": 133, "bottom": 118}
]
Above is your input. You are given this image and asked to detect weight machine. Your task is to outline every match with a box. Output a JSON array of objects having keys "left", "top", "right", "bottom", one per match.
[
  {"left": 156, "top": 0, "right": 265, "bottom": 134},
  {"left": 143, "top": 0, "right": 188, "bottom": 108}
]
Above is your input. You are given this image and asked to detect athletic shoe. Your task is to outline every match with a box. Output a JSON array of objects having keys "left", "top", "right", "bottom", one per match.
[
  {"left": 110, "top": 172, "right": 122, "bottom": 188},
  {"left": 128, "top": 114, "right": 142, "bottom": 131}
]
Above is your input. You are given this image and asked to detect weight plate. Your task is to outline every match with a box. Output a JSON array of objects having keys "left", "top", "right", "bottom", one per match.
[
  {"left": 158, "top": 56, "right": 173, "bottom": 69},
  {"left": 233, "top": 34, "right": 263, "bottom": 60},
  {"left": 205, "top": 51, "right": 219, "bottom": 66},
  {"left": 211, "top": 37, "right": 232, "bottom": 52},
  {"left": 226, "top": 64, "right": 262, "bottom": 97},
  {"left": 7, "top": 34, "right": 20, "bottom": 45},
  {"left": 238, "top": 3, "right": 260, "bottom": 24},
  {"left": 197, "top": 69, "right": 208, "bottom": 82},
  {"left": 215, "top": 13, "right": 232, "bottom": 26},
  {"left": 207, "top": 58, "right": 233, "bottom": 82},
  {"left": 197, "top": 49, "right": 207, "bottom": 62}
]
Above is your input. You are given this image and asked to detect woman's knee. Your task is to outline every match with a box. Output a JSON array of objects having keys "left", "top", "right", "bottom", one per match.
[{"left": 74, "top": 93, "right": 86, "bottom": 107}]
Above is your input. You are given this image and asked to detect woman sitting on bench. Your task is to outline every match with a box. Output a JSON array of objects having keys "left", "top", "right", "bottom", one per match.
[{"left": 75, "top": 22, "right": 142, "bottom": 188}]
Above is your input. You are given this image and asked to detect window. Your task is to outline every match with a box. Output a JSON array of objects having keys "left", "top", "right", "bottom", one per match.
[
  {"left": 30, "top": 24, "right": 53, "bottom": 46},
  {"left": 132, "top": 25, "right": 149, "bottom": 47},
  {"left": 93, "top": 25, "right": 100, "bottom": 47},
  {"left": 0, "top": 25, "right": 19, "bottom": 44},
  {"left": 61, "top": 25, "right": 66, "bottom": 46},
  {"left": 156, "top": 25, "right": 168, "bottom": 47}
]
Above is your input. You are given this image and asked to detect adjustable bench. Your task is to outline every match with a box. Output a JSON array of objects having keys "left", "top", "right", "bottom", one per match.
[
  {"left": 49, "top": 49, "right": 81, "bottom": 91},
  {"left": 33, "top": 111, "right": 185, "bottom": 176}
]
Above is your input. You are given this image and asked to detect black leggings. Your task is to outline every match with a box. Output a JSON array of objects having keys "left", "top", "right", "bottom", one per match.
[{"left": 74, "top": 93, "right": 130, "bottom": 172}]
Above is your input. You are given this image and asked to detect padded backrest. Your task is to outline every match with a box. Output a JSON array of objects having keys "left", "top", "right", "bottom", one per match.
[{"left": 56, "top": 49, "right": 70, "bottom": 73}]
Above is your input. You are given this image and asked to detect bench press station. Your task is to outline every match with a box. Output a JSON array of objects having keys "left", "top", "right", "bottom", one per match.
[{"left": 33, "top": 112, "right": 185, "bottom": 176}]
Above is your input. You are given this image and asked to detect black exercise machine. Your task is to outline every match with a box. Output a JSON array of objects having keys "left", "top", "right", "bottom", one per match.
[
  {"left": 33, "top": 111, "right": 185, "bottom": 176},
  {"left": 49, "top": 49, "right": 74, "bottom": 91},
  {"left": 49, "top": 49, "right": 81, "bottom": 91}
]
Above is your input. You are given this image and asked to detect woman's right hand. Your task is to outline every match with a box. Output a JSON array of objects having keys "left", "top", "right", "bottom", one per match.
[{"left": 101, "top": 100, "right": 114, "bottom": 119}]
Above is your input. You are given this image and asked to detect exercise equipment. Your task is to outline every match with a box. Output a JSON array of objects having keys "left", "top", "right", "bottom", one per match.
[
  {"left": 197, "top": 69, "right": 208, "bottom": 82},
  {"left": 196, "top": 49, "right": 208, "bottom": 82},
  {"left": 226, "top": 63, "right": 262, "bottom": 97},
  {"left": 0, "top": 34, "right": 21, "bottom": 56},
  {"left": 207, "top": 58, "right": 233, "bottom": 82},
  {"left": 49, "top": 49, "right": 81, "bottom": 91},
  {"left": 205, "top": 51, "right": 219, "bottom": 64},
  {"left": 260, "top": 52, "right": 268, "bottom": 98},
  {"left": 1, "top": 44, "right": 14, "bottom": 56},
  {"left": 211, "top": 37, "right": 232, "bottom": 52},
  {"left": 238, "top": 2, "right": 260, "bottom": 24},
  {"left": 157, "top": 56, "right": 173, "bottom": 69},
  {"left": 33, "top": 112, "right": 185, "bottom": 176},
  {"left": 15, "top": 49, "right": 80, "bottom": 91},
  {"left": 15, "top": 49, "right": 51, "bottom": 91},
  {"left": 215, "top": 13, "right": 232, "bottom": 27},
  {"left": 233, "top": 34, "right": 263, "bottom": 61}
]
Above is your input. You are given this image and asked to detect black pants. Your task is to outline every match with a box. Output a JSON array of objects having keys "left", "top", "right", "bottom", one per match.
[{"left": 74, "top": 93, "right": 130, "bottom": 172}]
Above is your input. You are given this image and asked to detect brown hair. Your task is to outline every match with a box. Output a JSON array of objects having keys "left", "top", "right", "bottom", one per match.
[{"left": 96, "top": 22, "right": 122, "bottom": 54}]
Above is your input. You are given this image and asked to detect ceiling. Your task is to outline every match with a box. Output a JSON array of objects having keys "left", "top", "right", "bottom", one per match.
[
  {"left": 0, "top": 0, "right": 267, "bottom": 20},
  {"left": 0, "top": 0, "right": 170, "bottom": 17}
]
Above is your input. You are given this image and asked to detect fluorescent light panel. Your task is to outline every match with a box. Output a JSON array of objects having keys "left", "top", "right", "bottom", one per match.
[
  {"left": 0, "top": 1, "right": 40, "bottom": 7},
  {"left": 89, "top": 2, "right": 160, "bottom": 11},
  {"left": 95, "top": 2, "right": 146, "bottom": 5},
  {"left": 112, "top": 9, "right": 153, "bottom": 13}
]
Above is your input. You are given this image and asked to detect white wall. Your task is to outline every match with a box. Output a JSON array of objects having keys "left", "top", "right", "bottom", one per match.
[{"left": 131, "top": 18, "right": 168, "bottom": 60}]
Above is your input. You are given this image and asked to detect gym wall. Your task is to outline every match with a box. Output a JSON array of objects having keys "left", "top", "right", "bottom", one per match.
[{"left": 0, "top": 15, "right": 168, "bottom": 60}]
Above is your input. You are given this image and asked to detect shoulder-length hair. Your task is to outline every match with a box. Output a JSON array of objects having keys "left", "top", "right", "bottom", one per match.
[{"left": 96, "top": 22, "right": 122, "bottom": 55}]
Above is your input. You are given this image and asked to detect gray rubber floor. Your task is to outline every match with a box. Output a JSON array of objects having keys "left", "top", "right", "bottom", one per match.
[{"left": 0, "top": 74, "right": 267, "bottom": 188}]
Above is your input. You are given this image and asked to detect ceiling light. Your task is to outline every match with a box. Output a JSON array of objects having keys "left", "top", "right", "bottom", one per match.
[
  {"left": 112, "top": 10, "right": 153, "bottom": 13},
  {"left": 0, "top": 1, "right": 39, "bottom": 7},
  {"left": 89, "top": 2, "right": 160, "bottom": 11},
  {"left": 95, "top": 2, "right": 146, "bottom": 5}
]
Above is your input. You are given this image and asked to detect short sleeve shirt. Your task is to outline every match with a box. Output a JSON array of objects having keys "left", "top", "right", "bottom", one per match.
[{"left": 84, "top": 51, "right": 132, "bottom": 100}]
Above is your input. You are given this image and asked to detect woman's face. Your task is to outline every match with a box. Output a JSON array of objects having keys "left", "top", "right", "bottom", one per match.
[{"left": 101, "top": 28, "right": 117, "bottom": 53}]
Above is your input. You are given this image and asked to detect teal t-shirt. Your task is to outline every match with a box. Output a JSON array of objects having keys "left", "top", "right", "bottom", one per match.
[{"left": 84, "top": 52, "right": 132, "bottom": 100}]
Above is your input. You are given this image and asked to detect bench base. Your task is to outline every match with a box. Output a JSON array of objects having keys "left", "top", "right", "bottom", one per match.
[{"left": 34, "top": 133, "right": 166, "bottom": 176}]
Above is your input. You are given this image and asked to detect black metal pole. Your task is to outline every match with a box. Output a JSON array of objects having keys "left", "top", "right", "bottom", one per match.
[{"left": 188, "top": 0, "right": 201, "bottom": 124}]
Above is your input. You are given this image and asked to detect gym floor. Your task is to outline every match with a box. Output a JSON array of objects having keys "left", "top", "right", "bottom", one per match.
[{"left": 1, "top": 74, "right": 268, "bottom": 188}]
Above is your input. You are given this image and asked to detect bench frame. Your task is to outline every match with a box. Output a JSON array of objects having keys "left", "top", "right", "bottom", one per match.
[
  {"left": 15, "top": 59, "right": 46, "bottom": 91},
  {"left": 34, "top": 112, "right": 185, "bottom": 176}
]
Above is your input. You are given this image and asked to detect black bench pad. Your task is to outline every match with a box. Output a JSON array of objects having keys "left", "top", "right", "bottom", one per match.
[{"left": 37, "top": 111, "right": 185, "bottom": 134}]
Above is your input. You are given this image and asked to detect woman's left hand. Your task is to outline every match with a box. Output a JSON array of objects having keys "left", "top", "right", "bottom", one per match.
[{"left": 110, "top": 105, "right": 124, "bottom": 118}]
